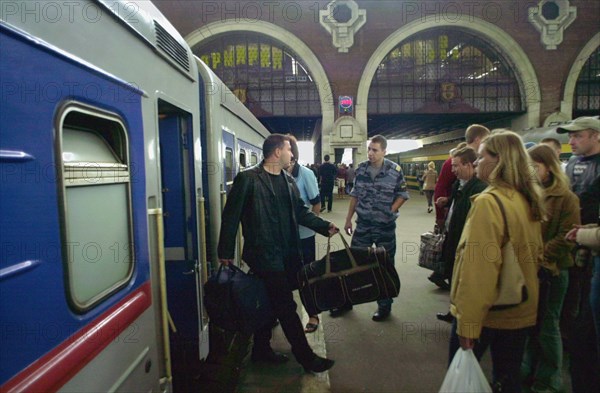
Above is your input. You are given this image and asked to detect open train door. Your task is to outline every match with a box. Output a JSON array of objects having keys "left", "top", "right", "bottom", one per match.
[{"left": 156, "top": 99, "right": 209, "bottom": 390}]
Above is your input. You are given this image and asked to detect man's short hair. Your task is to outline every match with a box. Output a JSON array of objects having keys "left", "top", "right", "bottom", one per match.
[
  {"left": 324, "top": 154, "right": 330, "bottom": 162},
  {"left": 287, "top": 134, "right": 299, "bottom": 161},
  {"left": 370, "top": 134, "right": 387, "bottom": 150},
  {"left": 540, "top": 137, "right": 561, "bottom": 151},
  {"left": 451, "top": 146, "right": 477, "bottom": 164},
  {"left": 465, "top": 124, "right": 491, "bottom": 144},
  {"left": 263, "top": 134, "right": 289, "bottom": 159}
]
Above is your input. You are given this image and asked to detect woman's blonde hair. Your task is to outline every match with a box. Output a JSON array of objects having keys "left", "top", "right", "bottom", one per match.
[
  {"left": 428, "top": 161, "right": 436, "bottom": 170},
  {"left": 527, "top": 144, "right": 570, "bottom": 191},
  {"left": 481, "top": 130, "right": 545, "bottom": 220}
]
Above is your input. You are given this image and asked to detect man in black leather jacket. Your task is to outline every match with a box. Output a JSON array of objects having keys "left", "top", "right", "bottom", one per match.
[{"left": 218, "top": 134, "right": 338, "bottom": 373}]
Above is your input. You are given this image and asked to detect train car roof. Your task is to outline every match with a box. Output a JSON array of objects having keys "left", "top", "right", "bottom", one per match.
[
  {"left": 196, "top": 57, "right": 271, "bottom": 139},
  {"left": 97, "top": 0, "right": 195, "bottom": 79}
]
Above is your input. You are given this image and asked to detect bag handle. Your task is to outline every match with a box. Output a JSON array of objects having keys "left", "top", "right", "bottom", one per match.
[
  {"left": 215, "top": 263, "right": 243, "bottom": 281},
  {"left": 489, "top": 193, "right": 510, "bottom": 246},
  {"left": 325, "top": 232, "right": 358, "bottom": 274}
]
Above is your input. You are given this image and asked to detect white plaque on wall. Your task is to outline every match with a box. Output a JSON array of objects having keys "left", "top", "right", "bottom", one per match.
[{"left": 340, "top": 125, "right": 353, "bottom": 138}]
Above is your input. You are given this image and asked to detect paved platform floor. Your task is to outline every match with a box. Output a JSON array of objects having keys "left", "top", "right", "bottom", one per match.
[{"left": 235, "top": 193, "right": 573, "bottom": 393}]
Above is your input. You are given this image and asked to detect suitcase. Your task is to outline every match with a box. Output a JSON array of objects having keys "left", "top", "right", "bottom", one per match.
[{"left": 298, "top": 234, "right": 400, "bottom": 313}]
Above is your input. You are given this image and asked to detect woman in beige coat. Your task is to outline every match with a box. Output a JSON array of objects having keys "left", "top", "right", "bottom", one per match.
[
  {"left": 449, "top": 130, "right": 545, "bottom": 392},
  {"left": 422, "top": 161, "right": 437, "bottom": 213}
]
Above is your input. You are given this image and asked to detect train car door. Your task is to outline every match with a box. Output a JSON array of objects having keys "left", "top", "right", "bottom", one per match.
[
  {"left": 157, "top": 100, "right": 207, "bottom": 388},
  {"left": 222, "top": 129, "right": 236, "bottom": 194}
]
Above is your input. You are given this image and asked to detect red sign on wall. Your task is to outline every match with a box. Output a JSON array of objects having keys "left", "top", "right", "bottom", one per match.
[{"left": 339, "top": 96, "right": 353, "bottom": 114}]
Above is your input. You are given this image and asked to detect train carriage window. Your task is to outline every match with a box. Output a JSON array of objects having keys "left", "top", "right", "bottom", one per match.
[
  {"left": 57, "top": 107, "right": 134, "bottom": 312},
  {"left": 250, "top": 152, "right": 258, "bottom": 166},
  {"left": 225, "top": 148, "right": 234, "bottom": 184},
  {"left": 239, "top": 149, "right": 247, "bottom": 169}
]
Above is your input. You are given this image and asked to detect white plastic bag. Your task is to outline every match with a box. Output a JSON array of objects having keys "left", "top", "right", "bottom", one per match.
[{"left": 439, "top": 349, "right": 492, "bottom": 393}]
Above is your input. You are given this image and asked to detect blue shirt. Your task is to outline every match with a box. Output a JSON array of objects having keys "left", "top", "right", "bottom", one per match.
[{"left": 292, "top": 164, "right": 321, "bottom": 239}]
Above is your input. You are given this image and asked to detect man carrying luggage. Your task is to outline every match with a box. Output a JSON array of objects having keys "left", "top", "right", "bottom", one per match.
[
  {"left": 342, "top": 134, "right": 410, "bottom": 321},
  {"left": 218, "top": 133, "right": 337, "bottom": 373}
]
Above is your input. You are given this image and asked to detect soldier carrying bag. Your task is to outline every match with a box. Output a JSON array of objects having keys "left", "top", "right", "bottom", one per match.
[{"left": 297, "top": 233, "right": 401, "bottom": 312}]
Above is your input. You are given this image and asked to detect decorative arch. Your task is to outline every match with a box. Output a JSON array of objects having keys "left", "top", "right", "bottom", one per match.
[
  {"left": 562, "top": 32, "right": 600, "bottom": 118},
  {"left": 186, "top": 21, "right": 335, "bottom": 146},
  {"left": 356, "top": 15, "right": 542, "bottom": 132}
]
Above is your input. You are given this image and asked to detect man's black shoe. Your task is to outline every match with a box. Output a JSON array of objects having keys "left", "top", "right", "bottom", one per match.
[
  {"left": 303, "top": 355, "right": 335, "bottom": 373},
  {"left": 372, "top": 308, "right": 390, "bottom": 321},
  {"left": 428, "top": 273, "right": 450, "bottom": 290},
  {"left": 251, "top": 351, "right": 289, "bottom": 364},
  {"left": 329, "top": 304, "right": 353, "bottom": 317},
  {"left": 436, "top": 311, "right": 454, "bottom": 323},
  {"left": 320, "top": 206, "right": 326, "bottom": 212}
]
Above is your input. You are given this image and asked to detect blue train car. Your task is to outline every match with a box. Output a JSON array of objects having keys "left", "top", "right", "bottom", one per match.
[{"left": 0, "top": 1, "right": 269, "bottom": 391}]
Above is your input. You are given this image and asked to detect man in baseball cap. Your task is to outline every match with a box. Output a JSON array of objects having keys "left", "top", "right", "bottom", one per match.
[
  {"left": 557, "top": 116, "right": 599, "bottom": 157},
  {"left": 556, "top": 115, "right": 600, "bottom": 393},
  {"left": 557, "top": 116, "right": 600, "bottom": 133}
]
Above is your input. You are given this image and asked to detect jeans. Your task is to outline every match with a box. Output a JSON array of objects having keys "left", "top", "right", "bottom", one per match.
[
  {"left": 592, "top": 256, "right": 600, "bottom": 365},
  {"left": 320, "top": 183, "right": 334, "bottom": 211},
  {"left": 449, "top": 320, "right": 531, "bottom": 393},
  {"left": 522, "top": 270, "right": 569, "bottom": 392},
  {"left": 568, "top": 262, "right": 599, "bottom": 393}
]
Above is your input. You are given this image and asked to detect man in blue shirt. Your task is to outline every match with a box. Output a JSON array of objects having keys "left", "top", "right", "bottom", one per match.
[
  {"left": 287, "top": 135, "right": 322, "bottom": 333},
  {"left": 343, "top": 135, "right": 409, "bottom": 321}
]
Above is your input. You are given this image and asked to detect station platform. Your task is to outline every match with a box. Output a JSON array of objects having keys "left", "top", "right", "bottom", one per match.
[{"left": 233, "top": 192, "right": 572, "bottom": 393}]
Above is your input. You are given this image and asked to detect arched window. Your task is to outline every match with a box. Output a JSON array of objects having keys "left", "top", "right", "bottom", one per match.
[
  {"left": 574, "top": 46, "right": 600, "bottom": 116},
  {"left": 194, "top": 33, "right": 320, "bottom": 116},
  {"left": 368, "top": 29, "right": 523, "bottom": 114}
]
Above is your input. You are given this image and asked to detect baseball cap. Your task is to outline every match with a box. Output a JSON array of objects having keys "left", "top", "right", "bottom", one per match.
[{"left": 556, "top": 116, "right": 600, "bottom": 134}]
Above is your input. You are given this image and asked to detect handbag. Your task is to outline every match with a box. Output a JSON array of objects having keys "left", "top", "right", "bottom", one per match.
[
  {"left": 439, "top": 349, "right": 492, "bottom": 393},
  {"left": 204, "top": 264, "right": 274, "bottom": 333},
  {"left": 297, "top": 233, "right": 400, "bottom": 313},
  {"left": 489, "top": 193, "right": 528, "bottom": 310},
  {"left": 418, "top": 230, "right": 445, "bottom": 272}
]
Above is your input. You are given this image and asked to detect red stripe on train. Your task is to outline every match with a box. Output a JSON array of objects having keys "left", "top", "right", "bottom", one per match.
[{"left": 1, "top": 282, "right": 152, "bottom": 393}]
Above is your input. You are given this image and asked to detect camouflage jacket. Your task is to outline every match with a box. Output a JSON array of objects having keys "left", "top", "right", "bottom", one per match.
[{"left": 350, "top": 158, "right": 409, "bottom": 226}]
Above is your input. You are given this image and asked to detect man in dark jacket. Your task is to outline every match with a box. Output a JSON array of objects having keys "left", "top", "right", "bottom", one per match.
[
  {"left": 319, "top": 155, "right": 337, "bottom": 212},
  {"left": 218, "top": 134, "right": 338, "bottom": 373},
  {"left": 556, "top": 116, "right": 600, "bottom": 393},
  {"left": 435, "top": 146, "right": 487, "bottom": 322}
]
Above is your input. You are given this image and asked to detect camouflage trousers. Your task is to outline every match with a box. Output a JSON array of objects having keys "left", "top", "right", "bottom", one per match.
[{"left": 351, "top": 222, "right": 397, "bottom": 310}]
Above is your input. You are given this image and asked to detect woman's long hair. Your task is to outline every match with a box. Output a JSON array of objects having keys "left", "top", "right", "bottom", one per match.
[
  {"left": 527, "top": 144, "right": 570, "bottom": 191},
  {"left": 482, "top": 130, "right": 545, "bottom": 220}
]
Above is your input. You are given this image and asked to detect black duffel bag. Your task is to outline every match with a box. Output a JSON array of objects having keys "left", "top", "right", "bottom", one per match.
[
  {"left": 204, "top": 264, "right": 274, "bottom": 333},
  {"left": 297, "top": 233, "right": 400, "bottom": 313}
]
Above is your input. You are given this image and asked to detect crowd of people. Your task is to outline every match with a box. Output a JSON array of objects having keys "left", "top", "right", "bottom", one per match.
[{"left": 216, "top": 116, "right": 599, "bottom": 392}]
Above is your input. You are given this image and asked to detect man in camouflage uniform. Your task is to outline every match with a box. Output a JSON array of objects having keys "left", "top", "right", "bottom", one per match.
[{"left": 343, "top": 135, "right": 410, "bottom": 321}]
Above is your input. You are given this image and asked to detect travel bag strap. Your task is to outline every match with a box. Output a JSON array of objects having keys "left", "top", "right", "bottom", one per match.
[{"left": 325, "top": 233, "right": 358, "bottom": 274}]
